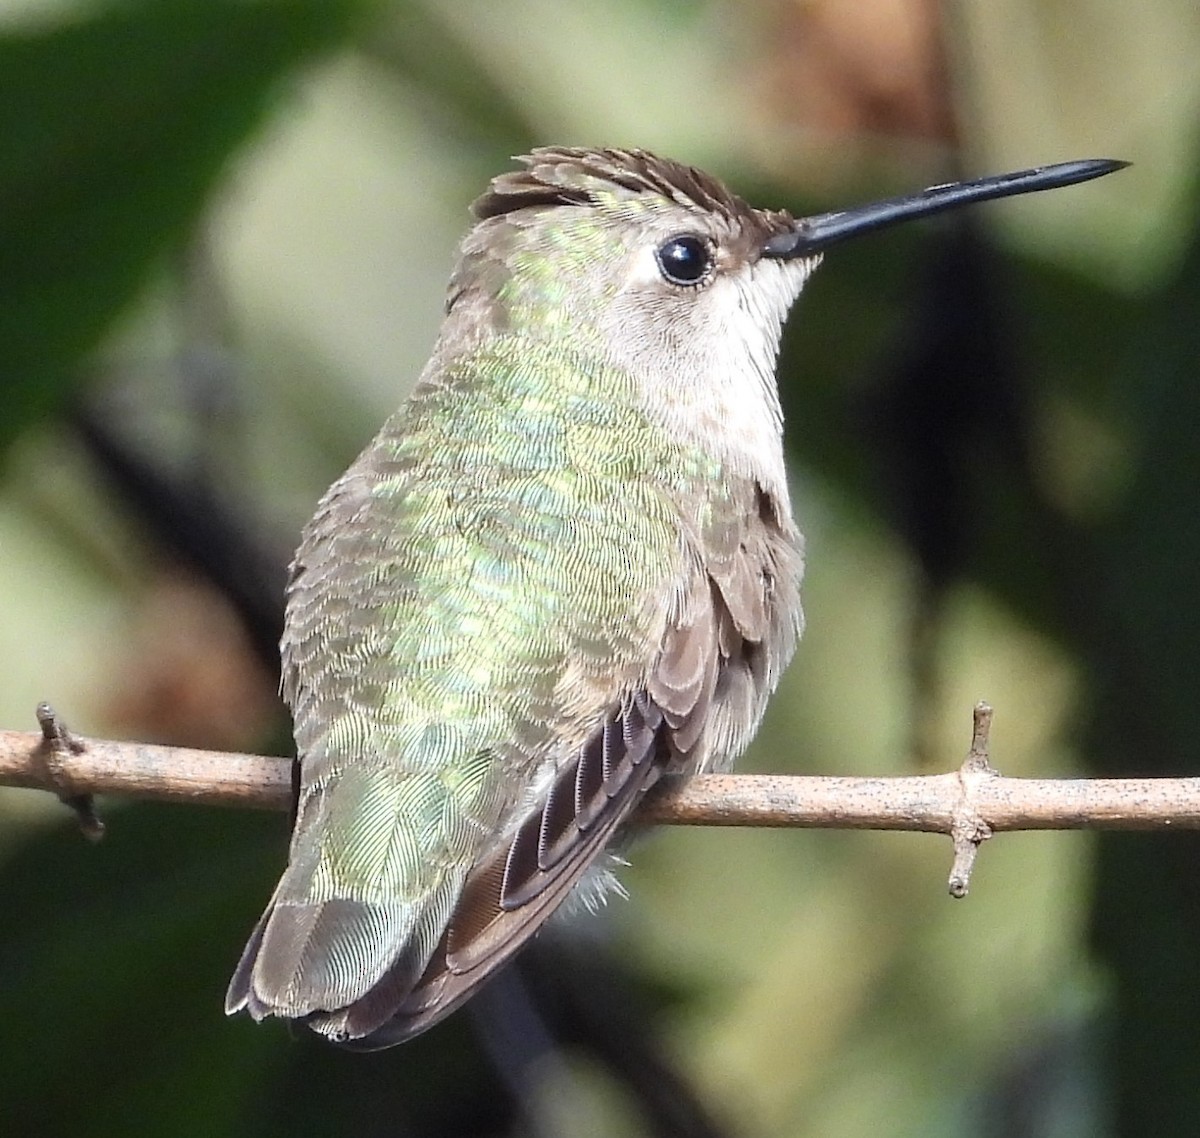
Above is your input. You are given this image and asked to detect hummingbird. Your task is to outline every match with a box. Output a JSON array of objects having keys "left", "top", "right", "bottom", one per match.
[{"left": 226, "top": 147, "right": 1124, "bottom": 1048}]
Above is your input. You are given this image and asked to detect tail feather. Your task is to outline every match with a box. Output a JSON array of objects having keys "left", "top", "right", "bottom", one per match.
[
  {"left": 225, "top": 873, "right": 462, "bottom": 1034},
  {"left": 224, "top": 909, "right": 268, "bottom": 1017}
]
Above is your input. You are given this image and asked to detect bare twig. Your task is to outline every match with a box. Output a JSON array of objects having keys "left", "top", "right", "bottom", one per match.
[{"left": 4, "top": 702, "right": 1200, "bottom": 896}]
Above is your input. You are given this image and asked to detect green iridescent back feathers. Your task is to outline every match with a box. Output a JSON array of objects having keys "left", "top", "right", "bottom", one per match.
[{"left": 227, "top": 148, "right": 806, "bottom": 1046}]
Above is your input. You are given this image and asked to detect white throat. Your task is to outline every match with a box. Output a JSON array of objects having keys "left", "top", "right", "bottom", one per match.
[{"left": 605, "top": 253, "right": 816, "bottom": 500}]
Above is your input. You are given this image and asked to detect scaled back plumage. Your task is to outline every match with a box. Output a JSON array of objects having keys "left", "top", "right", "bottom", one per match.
[{"left": 226, "top": 146, "right": 809, "bottom": 1048}]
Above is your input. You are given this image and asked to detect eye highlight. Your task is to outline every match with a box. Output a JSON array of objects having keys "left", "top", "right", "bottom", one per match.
[{"left": 655, "top": 234, "right": 714, "bottom": 286}]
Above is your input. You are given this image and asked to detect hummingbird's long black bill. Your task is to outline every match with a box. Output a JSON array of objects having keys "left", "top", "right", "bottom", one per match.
[{"left": 762, "top": 158, "right": 1128, "bottom": 259}]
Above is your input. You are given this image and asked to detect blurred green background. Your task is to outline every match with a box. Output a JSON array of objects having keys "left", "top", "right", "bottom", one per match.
[{"left": 1, "top": 0, "right": 1197, "bottom": 1135}]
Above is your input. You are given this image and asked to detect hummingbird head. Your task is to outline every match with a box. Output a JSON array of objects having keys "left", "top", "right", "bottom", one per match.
[
  {"left": 435, "top": 147, "right": 1124, "bottom": 490},
  {"left": 449, "top": 146, "right": 1126, "bottom": 339},
  {"left": 440, "top": 148, "right": 823, "bottom": 491},
  {"left": 457, "top": 147, "right": 815, "bottom": 372}
]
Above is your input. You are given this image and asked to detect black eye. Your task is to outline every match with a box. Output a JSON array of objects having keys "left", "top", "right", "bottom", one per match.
[{"left": 655, "top": 235, "right": 713, "bottom": 286}]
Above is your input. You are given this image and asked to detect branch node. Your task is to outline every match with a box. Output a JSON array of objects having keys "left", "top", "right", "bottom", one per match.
[
  {"left": 947, "top": 701, "right": 999, "bottom": 897},
  {"left": 35, "top": 703, "right": 105, "bottom": 842}
]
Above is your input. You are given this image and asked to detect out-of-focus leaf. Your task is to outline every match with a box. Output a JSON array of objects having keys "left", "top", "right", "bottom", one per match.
[
  {"left": 0, "top": 804, "right": 286, "bottom": 1134},
  {"left": 364, "top": 4, "right": 537, "bottom": 161},
  {"left": 0, "top": 0, "right": 368, "bottom": 451},
  {"left": 1088, "top": 178, "right": 1200, "bottom": 1136},
  {"left": 773, "top": 204, "right": 1140, "bottom": 633}
]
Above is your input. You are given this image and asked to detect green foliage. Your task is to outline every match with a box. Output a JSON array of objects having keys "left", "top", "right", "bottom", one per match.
[
  {"left": 0, "top": 0, "right": 367, "bottom": 447},
  {"left": 1, "top": 805, "right": 285, "bottom": 1134}
]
